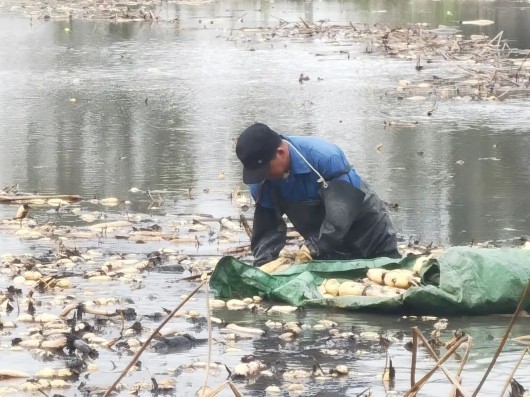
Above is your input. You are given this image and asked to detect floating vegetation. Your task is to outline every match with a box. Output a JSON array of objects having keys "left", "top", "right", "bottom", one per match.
[
  {"left": 223, "top": 19, "right": 530, "bottom": 101},
  {"left": 3, "top": 0, "right": 530, "bottom": 104},
  {"left": 0, "top": 186, "right": 529, "bottom": 396},
  {"left": 0, "top": 0, "right": 219, "bottom": 22}
]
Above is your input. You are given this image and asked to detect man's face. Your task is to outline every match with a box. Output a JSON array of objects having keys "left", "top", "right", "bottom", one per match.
[{"left": 266, "top": 144, "right": 290, "bottom": 180}]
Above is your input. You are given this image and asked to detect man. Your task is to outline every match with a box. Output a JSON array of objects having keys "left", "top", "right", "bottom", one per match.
[{"left": 235, "top": 123, "right": 400, "bottom": 266}]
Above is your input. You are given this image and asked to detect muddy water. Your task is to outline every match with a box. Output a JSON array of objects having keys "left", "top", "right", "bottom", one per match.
[{"left": 1, "top": 0, "right": 530, "bottom": 395}]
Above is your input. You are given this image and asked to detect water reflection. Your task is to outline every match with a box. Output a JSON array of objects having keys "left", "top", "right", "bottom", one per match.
[
  {"left": 0, "top": 2, "right": 530, "bottom": 394},
  {"left": 1, "top": 0, "right": 530, "bottom": 244},
  {"left": 219, "top": 308, "right": 530, "bottom": 396}
]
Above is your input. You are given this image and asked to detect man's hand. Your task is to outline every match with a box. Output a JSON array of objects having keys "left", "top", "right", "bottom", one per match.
[{"left": 295, "top": 245, "right": 313, "bottom": 264}]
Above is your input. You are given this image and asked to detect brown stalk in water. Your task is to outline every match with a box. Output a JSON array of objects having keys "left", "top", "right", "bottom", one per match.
[
  {"left": 410, "top": 327, "right": 418, "bottom": 386},
  {"left": 499, "top": 347, "right": 530, "bottom": 397},
  {"left": 197, "top": 381, "right": 243, "bottom": 397},
  {"left": 239, "top": 214, "right": 252, "bottom": 239},
  {"left": 103, "top": 280, "right": 207, "bottom": 397},
  {"left": 105, "top": 310, "right": 126, "bottom": 349},
  {"left": 197, "top": 280, "right": 242, "bottom": 397},
  {"left": 199, "top": 281, "right": 213, "bottom": 395},
  {"left": 449, "top": 336, "right": 473, "bottom": 397},
  {"left": 472, "top": 280, "right": 530, "bottom": 396},
  {"left": 406, "top": 327, "right": 470, "bottom": 396}
]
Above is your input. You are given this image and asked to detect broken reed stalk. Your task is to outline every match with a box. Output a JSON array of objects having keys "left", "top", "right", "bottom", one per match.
[
  {"left": 410, "top": 328, "right": 418, "bottom": 387},
  {"left": 415, "top": 333, "right": 470, "bottom": 396},
  {"left": 200, "top": 381, "right": 228, "bottom": 397},
  {"left": 224, "top": 244, "right": 251, "bottom": 255},
  {"left": 103, "top": 280, "right": 207, "bottom": 397},
  {"left": 198, "top": 381, "right": 242, "bottom": 397},
  {"left": 472, "top": 280, "right": 530, "bottom": 397},
  {"left": 496, "top": 87, "right": 512, "bottom": 101},
  {"left": 499, "top": 347, "right": 530, "bottom": 397},
  {"left": 0, "top": 194, "right": 81, "bottom": 203},
  {"left": 406, "top": 327, "right": 470, "bottom": 396},
  {"left": 495, "top": 31, "right": 503, "bottom": 56},
  {"left": 516, "top": 50, "right": 530, "bottom": 74},
  {"left": 487, "top": 31, "right": 503, "bottom": 47},
  {"left": 481, "top": 31, "right": 503, "bottom": 56},
  {"left": 199, "top": 282, "right": 213, "bottom": 396},
  {"left": 449, "top": 336, "right": 473, "bottom": 397},
  {"left": 177, "top": 271, "right": 213, "bottom": 282},
  {"left": 299, "top": 17, "right": 310, "bottom": 29},
  {"left": 239, "top": 214, "right": 252, "bottom": 240},
  {"left": 228, "top": 382, "right": 243, "bottom": 397}
]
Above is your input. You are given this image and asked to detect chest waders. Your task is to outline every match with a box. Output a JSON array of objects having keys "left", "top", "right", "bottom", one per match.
[{"left": 272, "top": 141, "right": 366, "bottom": 258}]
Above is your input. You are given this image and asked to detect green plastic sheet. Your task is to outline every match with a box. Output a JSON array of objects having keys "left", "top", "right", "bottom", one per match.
[{"left": 209, "top": 247, "right": 530, "bottom": 315}]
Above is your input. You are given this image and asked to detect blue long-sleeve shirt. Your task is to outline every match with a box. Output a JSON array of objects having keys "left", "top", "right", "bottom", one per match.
[{"left": 250, "top": 136, "right": 362, "bottom": 208}]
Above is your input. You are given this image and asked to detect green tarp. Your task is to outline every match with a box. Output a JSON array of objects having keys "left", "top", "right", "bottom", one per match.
[{"left": 209, "top": 247, "right": 530, "bottom": 315}]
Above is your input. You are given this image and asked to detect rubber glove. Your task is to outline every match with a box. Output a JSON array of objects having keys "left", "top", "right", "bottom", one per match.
[{"left": 295, "top": 244, "right": 313, "bottom": 264}]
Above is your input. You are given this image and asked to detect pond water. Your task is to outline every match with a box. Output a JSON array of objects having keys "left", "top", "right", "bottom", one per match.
[{"left": 0, "top": 0, "right": 529, "bottom": 395}]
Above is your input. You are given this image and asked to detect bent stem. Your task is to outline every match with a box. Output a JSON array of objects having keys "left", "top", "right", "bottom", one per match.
[
  {"left": 449, "top": 336, "right": 473, "bottom": 397},
  {"left": 472, "top": 280, "right": 530, "bottom": 397},
  {"left": 410, "top": 328, "right": 418, "bottom": 387},
  {"left": 198, "top": 381, "right": 242, "bottom": 397},
  {"left": 103, "top": 280, "right": 207, "bottom": 397},
  {"left": 200, "top": 281, "right": 213, "bottom": 395},
  {"left": 406, "top": 327, "right": 470, "bottom": 397},
  {"left": 499, "top": 347, "right": 530, "bottom": 397}
]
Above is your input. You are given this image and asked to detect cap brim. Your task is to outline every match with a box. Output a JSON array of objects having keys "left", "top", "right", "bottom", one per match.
[{"left": 243, "top": 164, "right": 269, "bottom": 184}]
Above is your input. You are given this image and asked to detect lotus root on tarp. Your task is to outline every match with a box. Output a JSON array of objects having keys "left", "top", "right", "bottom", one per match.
[{"left": 209, "top": 247, "right": 530, "bottom": 315}]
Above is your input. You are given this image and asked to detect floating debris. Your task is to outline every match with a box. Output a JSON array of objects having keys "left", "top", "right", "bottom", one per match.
[
  {"left": 223, "top": 19, "right": 530, "bottom": 101},
  {"left": 461, "top": 19, "right": 495, "bottom": 26},
  {"left": 222, "top": 323, "right": 265, "bottom": 338},
  {"left": 0, "top": 369, "right": 30, "bottom": 379}
]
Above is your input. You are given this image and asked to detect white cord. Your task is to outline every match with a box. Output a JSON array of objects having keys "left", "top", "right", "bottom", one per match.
[{"left": 285, "top": 140, "right": 328, "bottom": 188}]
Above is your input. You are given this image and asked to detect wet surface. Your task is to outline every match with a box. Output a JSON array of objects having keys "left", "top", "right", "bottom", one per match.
[
  {"left": 1, "top": 0, "right": 530, "bottom": 395},
  {"left": 1, "top": 0, "right": 530, "bottom": 245}
]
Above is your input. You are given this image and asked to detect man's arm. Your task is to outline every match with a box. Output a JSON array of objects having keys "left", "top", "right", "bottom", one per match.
[
  {"left": 249, "top": 183, "right": 287, "bottom": 266},
  {"left": 251, "top": 205, "right": 287, "bottom": 266}
]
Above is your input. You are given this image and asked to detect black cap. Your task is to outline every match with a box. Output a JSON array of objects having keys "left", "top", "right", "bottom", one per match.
[{"left": 236, "top": 123, "right": 282, "bottom": 184}]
